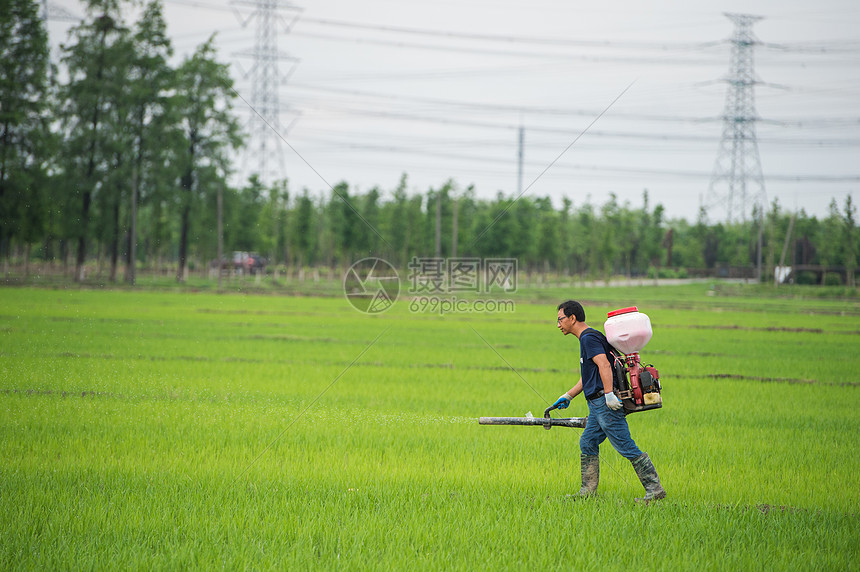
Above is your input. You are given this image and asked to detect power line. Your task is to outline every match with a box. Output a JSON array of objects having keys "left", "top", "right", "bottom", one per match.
[
  {"left": 289, "top": 83, "right": 860, "bottom": 129},
  {"left": 297, "top": 15, "right": 858, "bottom": 54},
  {"left": 288, "top": 30, "right": 725, "bottom": 66},
  {"left": 287, "top": 83, "right": 718, "bottom": 123},
  {"left": 61, "top": 0, "right": 860, "bottom": 221},
  {"left": 284, "top": 98, "right": 860, "bottom": 149},
  {"left": 161, "top": 1, "right": 860, "bottom": 54},
  {"left": 296, "top": 126, "right": 860, "bottom": 151},
  {"left": 172, "top": 24, "right": 860, "bottom": 69},
  {"left": 291, "top": 135, "right": 860, "bottom": 182},
  {"left": 290, "top": 28, "right": 860, "bottom": 67}
]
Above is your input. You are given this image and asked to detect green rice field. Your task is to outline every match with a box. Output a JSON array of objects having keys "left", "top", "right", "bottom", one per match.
[{"left": 1, "top": 284, "right": 859, "bottom": 570}]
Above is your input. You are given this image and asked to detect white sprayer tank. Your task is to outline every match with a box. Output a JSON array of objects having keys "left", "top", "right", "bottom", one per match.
[{"left": 604, "top": 307, "right": 652, "bottom": 354}]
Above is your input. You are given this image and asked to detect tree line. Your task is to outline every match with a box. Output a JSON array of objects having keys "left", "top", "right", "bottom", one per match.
[{"left": 1, "top": 0, "right": 857, "bottom": 286}]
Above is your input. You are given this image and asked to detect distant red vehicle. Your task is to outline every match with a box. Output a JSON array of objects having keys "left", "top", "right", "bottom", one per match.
[
  {"left": 212, "top": 251, "right": 267, "bottom": 275},
  {"left": 232, "top": 251, "right": 267, "bottom": 275}
]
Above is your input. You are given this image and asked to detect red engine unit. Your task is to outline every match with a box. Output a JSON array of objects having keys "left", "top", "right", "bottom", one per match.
[{"left": 609, "top": 350, "right": 662, "bottom": 414}]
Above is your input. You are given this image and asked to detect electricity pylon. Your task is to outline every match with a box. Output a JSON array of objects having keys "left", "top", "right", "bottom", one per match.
[
  {"left": 232, "top": 0, "right": 302, "bottom": 187},
  {"left": 707, "top": 13, "right": 767, "bottom": 224}
]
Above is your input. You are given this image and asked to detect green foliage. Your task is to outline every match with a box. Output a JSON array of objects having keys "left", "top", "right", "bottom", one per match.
[
  {"left": 823, "top": 272, "right": 843, "bottom": 286},
  {"left": 0, "top": 0, "right": 52, "bottom": 246},
  {"left": 291, "top": 190, "right": 316, "bottom": 266},
  {"left": 57, "top": 0, "right": 134, "bottom": 280},
  {"left": 0, "top": 2, "right": 856, "bottom": 290},
  {"left": 172, "top": 35, "right": 242, "bottom": 281},
  {"left": 794, "top": 271, "right": 816, "bottom": 285}
]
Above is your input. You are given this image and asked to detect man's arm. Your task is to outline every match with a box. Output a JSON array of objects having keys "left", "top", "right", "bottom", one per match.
[
  {"left": 592, "top": 353, "right": 623, "bottom": 410},
  {"left": 565, "top": 379, "right": 583, "bottom": 399},
  {"left": 592, "top": 353, "right": 615, "bottom": 394}
]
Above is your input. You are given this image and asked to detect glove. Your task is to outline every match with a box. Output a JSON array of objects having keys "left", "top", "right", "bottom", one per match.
[
  {"left": 551, "top": 394, "right": 571, "bottom": 410},
  {"left": 605, "top": 392, "right": 623, "bottom": 411}
]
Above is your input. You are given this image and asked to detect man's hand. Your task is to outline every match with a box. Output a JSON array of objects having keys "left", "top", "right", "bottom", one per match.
[
  {"left": 551, "top": 394, "right": 571, "bottom": 410},
  {"left": 605, "top": 392, "right": 623, "bottom": 410}
]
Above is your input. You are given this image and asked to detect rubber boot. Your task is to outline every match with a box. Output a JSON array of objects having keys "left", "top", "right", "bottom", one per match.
[
  {"left": 631, "top": 452, "right": 666, "bottom": 503},
  {"left": 577, "top": 454, "right": 599, "bottom": 497}
]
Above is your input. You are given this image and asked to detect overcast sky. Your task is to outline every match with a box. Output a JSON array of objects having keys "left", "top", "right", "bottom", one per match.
[{"left": 47, "top": 0, "right": 860, "bottom": 223}]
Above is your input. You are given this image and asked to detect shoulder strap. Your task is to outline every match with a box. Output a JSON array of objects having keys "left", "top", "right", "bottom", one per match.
[
  {"left": 590, "top": 328, "right": 624, "bottom": 367},
  {"left": 585, "top": 327, "right": 609, "bottom": 347}
]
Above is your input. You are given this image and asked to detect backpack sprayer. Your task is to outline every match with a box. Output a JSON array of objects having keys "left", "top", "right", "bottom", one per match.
[
  {"left": 604, "top": 306, "right": 662, "bottom": 414},
  {"left": 479, "top": 306, "right": 662, "bottom": 430}
]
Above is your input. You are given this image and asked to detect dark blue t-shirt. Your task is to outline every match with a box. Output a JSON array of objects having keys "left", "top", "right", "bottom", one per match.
[{"left": 580, "top": 328, "right": 613, "bottom": 397}]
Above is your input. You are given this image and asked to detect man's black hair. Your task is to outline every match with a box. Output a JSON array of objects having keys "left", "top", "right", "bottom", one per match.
[{"left": 558, "top": 300, "right": 585, "bottom": 322}]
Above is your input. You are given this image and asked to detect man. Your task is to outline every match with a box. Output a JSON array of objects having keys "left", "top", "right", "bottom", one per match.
[{"left": 552, "top": 299, "right": 666, "bottom": 502}]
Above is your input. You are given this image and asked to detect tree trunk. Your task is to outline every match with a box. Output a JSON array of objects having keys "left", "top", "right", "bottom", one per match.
[
  {"left": 126, "top": 159, "right": 139, "bottom": 285},
  {"left": 75, "top": 178, "right": 94, "bottom": 282},
  {"left": 1, "top": 238, "right": 8, "bottom": 277},
  {"left": 97, "top": 242, "right": 104, "bottom": 278},
  {"left": 177, "top": 202, "right": 190, "bottom": 283},
  {"left": 60, "top": 239, "right": 68, "bottom": 276},
  {"left": 109, "top": 195, "right": 120, "bottom": 282},
  {"left": 24, "top": 243, "right": 30, "bottom": 280},
  {"left": 216, "top": 184, "right": 223, "bottom": 290},
  {"left": 74, "top": 21, "right": 110, "bottom": 283},
  {"left": 75, "top": 221, "right": 88, "bottom": 282},
  {"left": 177, "top": 138, "right": 195, "bottom": 283}
]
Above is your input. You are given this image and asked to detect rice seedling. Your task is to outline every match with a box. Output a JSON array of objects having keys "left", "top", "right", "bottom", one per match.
[{"left": 1, "top": 285, "right": 858, "bottom": 570}]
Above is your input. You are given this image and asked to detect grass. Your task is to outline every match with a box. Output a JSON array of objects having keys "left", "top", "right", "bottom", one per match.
[{"left": 1, "top": 284, "right": 859, "bottom": 570}]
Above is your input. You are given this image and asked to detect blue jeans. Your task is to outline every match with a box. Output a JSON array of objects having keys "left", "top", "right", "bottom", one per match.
[{"left": 580, "top": 395, "right": 643, "bottom": 459}]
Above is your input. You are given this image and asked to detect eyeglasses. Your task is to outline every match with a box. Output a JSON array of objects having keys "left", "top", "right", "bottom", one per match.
[{"left": 557, "top": 316, "right": 566, "bottom": 323}]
